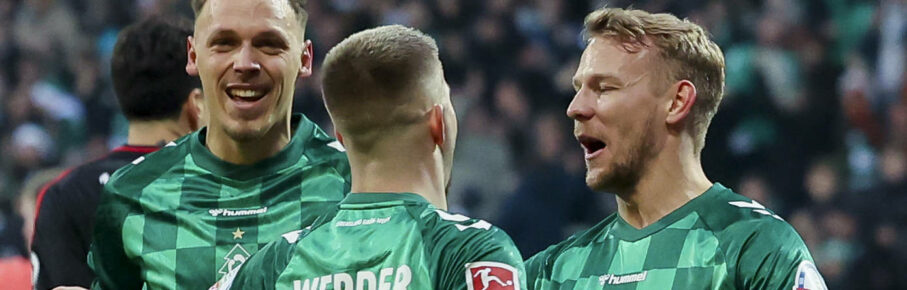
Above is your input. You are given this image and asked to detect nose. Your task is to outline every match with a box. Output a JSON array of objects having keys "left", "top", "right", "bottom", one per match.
[
  {"left": 233, "top": 44, "right": 261, "bottom": 75},
  {"left": 567, "top": 89, "right": 594, "bottom": 121}
]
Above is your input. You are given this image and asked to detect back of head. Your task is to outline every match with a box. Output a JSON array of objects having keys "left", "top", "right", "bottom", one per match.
[
  {"left": 584, "top": 8, "right": 725, "bottom": 152},
  {"left": 322, "top": 25, "right": 444, "bottom": 149},
  {"left": 111, "top": 16, "right": 199, "bottom": 121}
]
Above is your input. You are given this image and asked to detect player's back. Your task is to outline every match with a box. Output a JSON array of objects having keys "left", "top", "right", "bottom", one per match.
[
  {"left": 219, "top": 192, "right": 526, "bottom": 290},
  {"left": 32, "top": 145, "right": 158, "bottom": 289}
]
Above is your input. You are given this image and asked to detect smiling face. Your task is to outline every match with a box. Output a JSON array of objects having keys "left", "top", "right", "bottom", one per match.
[
  {"left": 567, "top": 37, "right": 669, "bottom": 193},
  {"left": 187, "top": 0, "right": 312, "bottom": 142}
]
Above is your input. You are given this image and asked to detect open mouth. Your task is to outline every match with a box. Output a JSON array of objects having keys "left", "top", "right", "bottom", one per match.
[
  {"left": 577, "top": 135, "right": 606, "bottom": 158},
  {"left": 225, "top": 87, "right": 268, "bottom": 103}
]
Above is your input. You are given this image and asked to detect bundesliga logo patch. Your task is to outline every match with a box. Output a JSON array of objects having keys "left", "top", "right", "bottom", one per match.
[
  {"left": 793, "top": 260, "right": 827, "bottom": 290},
  {"left": 465, "top": 261, "right": 518, "bottom": 290}
]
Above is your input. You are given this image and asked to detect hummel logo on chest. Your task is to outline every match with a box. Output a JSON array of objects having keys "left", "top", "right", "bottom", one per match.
[
  {"left": 599, "top": 271, "right": 648, "bottom": 286},
  {"left": 208, "top": 207, "right": 268, "bottom": 217}
]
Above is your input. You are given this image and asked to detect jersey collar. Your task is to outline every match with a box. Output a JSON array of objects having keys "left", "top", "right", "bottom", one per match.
[
  {"left": 339, "top": 192, "right": 430, "bottom": 208},
  {"left": 607, "top": 183, "right": 727, "bottom": 241},
  {"left": 189, "top": 113, "right": 315, "bottom": 180}
]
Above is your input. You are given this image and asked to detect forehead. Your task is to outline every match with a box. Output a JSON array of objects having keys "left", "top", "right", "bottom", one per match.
[
  {"left": 574, "top": 37, "right": 654, "bottom": 81},
  {"left": 198, "top": 0, "right": 299, "bottom": 36}
]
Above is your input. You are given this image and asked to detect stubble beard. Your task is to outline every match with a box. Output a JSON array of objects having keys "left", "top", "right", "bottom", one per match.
[{"left": 587, "top": 117, "right": 658, "bottom": 195}]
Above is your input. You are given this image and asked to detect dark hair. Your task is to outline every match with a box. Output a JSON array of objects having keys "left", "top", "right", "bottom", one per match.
[
  {"left": 191, "top": 0, "right": 308, "bottom": 31},
  {"left": 111, "top": 16, "right": 199, "bottom": 121}
]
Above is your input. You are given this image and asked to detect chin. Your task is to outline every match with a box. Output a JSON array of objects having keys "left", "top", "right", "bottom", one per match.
[{"left": 224, "top": 124, "right": 271, "bottom": 141}]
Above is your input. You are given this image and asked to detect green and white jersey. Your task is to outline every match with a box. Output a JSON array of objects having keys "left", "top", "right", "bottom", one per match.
[
  {"left": 216, "top": 193, "right": 526, "bottom": 290},
  {"left": 526, "top": 183, "right": 827, "bottom": 290},
  {"left": 89, "top": 114, "right": 351, "bottom": 290}
]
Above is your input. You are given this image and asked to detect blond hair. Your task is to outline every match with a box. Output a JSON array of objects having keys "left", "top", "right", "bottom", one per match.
[
  {"left": 584, "top": 8, "right": 725, "bottom": 152},
  {"left": 322, "top": 25, "right": 443, "bottom": 149},
  {"left": 191, "top": 0, "right": 308, "bottom": 31}
]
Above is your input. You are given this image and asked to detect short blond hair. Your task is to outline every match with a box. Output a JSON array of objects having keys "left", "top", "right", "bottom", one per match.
[
  {"left": 584, "top": 8, "right": 725, "bottom": 152},
  {"left": 191, "top": 0, "right": 308, "bottom": 32},
  {"left": 322, "top": 25, "right": 442, "bottom": 148}
]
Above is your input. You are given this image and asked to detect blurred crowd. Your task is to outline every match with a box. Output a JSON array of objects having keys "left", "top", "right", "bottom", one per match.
[{"left": 0, "top": 0, "right": 905, "bottom": 288}]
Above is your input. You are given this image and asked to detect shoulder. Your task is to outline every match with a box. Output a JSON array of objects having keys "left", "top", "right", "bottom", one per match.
[
  {"left": 526, "top": 214, "right": 617, "bottom": 273},
  {"left": 105, "top": 138, "right": 192, "bottom": 196},
  {"left": 422, "top": 208, "right": 522, "bottom": 257},
  {"left": 299, "top": 115, "right": 348, "bottom": 163},
  {"left": 695, "top": 186, "right": 803, "bottom": 248}
]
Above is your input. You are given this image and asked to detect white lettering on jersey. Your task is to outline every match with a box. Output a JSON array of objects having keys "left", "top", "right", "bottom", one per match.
[
  {"left": 293, "top": 265, "right": 411, "bottom": 290},
  {"left": 336, "top": 217, "right": 392, "bottom": 228},
  {"left": 436, "top": 210, "right": 493, "bottom": 232},
  {"left": 328, "top": 141, "right": 346, "bottom": 152},
  {"left": 728, "top": 200, "right": 784, "bottom": 221},
  {"left": 793, "top": 260, "right": 827, "bottom": 290}
]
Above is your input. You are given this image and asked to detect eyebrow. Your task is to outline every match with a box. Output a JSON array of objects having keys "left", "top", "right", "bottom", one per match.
[
  {"left": 206, "top": 28, "right": 292, "bottom": 45},
  {"left": 573, "top": 73, "right": 623, "bottom": 89},
  {"left": 206, "top": 28, "right": 238, "bottom": 45}
]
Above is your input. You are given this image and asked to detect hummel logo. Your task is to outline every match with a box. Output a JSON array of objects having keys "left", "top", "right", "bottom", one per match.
[
  {"left": 598, "top": 271, "right": 647, "bottom": 285},
  {"left": 208, "top": 207, "right": 268, "bottom": 217}
]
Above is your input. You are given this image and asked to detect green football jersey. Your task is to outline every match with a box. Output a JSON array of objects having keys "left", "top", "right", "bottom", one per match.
[
  {"left": 526, "top": 183, "right": 827, "bottom": 290},
  {"left": 89, "top": 114, "right": 351, "bottom": 290},
  {"left": 215, "top": 193, "right": 527, "bottom": 290}
]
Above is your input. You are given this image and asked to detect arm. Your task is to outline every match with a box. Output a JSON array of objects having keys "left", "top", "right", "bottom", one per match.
[
  {"left": 735, "top": 222, "right": 828, "bottom": 290},
  {"left": 436, "top": 226, "right": 527, "bottom": 290},
  {"left": 32, "top": 182, "right": 94, "bottom": 289}
]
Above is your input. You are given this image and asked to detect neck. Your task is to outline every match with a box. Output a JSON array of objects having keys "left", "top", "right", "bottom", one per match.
[
  {"left": 615, "top": 140, "right": 712, "bottom": 229},
  {"left": 347, "top": 140, "right": 448, "bottom": 210},
  {"left": 127, "top": 119, "right": 191, "bottom": 146},
  {"left": 206, "top": 117, "right": 293, "bottom": 165}
]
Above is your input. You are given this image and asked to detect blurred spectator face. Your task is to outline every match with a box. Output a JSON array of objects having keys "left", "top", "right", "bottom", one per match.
[
  {"left": 567, "top": 37, "right": 665, "bottom": 192},
  {"left": 493, "top": 80, "right": 529, "bottom": 124},
  {"left": 879, "top": 146, "right": 906, "bottom": 184},
  {"left": 888, "top": 103, "right": 907, "bottom": 144},
  {"left": 805, "top": 161, "right": 838, "bottom": 204},
  {"left": 187, "top": 0, "right": 313, "bottom": 141},
  {"left": 533, "top": 113, "right": 564, "bottom": 162},
  {"left": 12, "top": 123, "right": 54, "bottom": 170}
]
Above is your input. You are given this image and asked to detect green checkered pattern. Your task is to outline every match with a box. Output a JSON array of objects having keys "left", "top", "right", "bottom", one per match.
[
  {"left": 89, "top": 114, "right": 351, "bottom": 290},
  {"left": 220, "top": 193, "right": 526, "bottom": 290},
  {"left": 526, "top": 183, "right": 818, "bottom": 289}
]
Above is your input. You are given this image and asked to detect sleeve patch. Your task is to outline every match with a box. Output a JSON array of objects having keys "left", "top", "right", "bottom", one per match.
[
  {"left": 793, "top": 260, "right": 827, "bottom": 290},
  {"left": 465, "top": 261, "right": 519, "bottom": 290}
]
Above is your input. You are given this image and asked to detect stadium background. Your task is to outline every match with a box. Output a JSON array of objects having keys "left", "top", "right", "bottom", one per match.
[{"left": 0, "top": 0, "right": 905, "bottom": 288}]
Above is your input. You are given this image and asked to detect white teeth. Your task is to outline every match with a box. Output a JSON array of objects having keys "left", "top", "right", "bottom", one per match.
[{"left": 229, "top": 89, "right": 263, "bottom": 98}]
